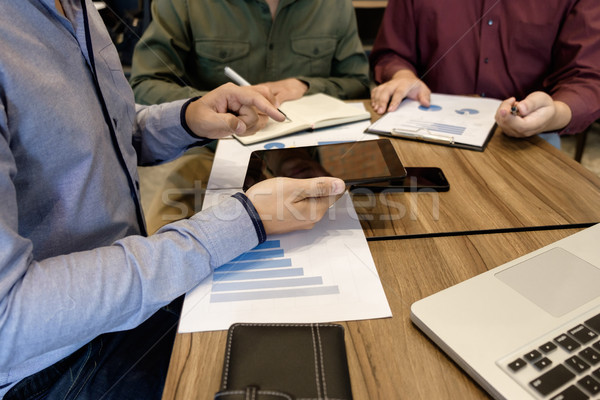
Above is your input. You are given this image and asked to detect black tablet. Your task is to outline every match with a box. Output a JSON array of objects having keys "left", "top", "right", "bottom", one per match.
[{"left": 242, "top": 139, "right": 406, "bottom": 191}]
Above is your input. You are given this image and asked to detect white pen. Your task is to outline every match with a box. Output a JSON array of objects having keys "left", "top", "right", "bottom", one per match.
[
  {"left": 223, "top": 66, "right": 291, "bottom": 122},
  {"left": 224, "top": 66, "right": 251, "bottom": 86}
]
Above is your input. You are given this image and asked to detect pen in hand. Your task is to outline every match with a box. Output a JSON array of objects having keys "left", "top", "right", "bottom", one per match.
[
  {"left": 224, "top": 66, "right": 291, "bottom": 122},
  {"left": 510, "top": 101, "right": 519, "bottom": 116}
]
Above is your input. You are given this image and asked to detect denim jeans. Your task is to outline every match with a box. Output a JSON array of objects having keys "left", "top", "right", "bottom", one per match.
[{"left": 5, "top": 297, "right": 183, "bottom": 400}]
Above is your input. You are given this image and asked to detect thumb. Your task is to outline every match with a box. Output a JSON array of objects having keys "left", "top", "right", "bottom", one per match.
[
  {"left": 518, "top": 92, "right": 550, "bottom": 117},
  {"left": 218, "top": 114, "right": 246, "bottom": 135},
  {"left": 296, "top": 177, "right": 346, "bottom": 199},
  {"left": 517, "top": 98, "right": 530, "bottom": 116}
]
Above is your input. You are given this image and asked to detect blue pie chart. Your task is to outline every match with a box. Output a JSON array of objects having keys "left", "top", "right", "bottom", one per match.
[
  {"left": 264, "top": 142, "right": 285, "bottom": 149},
  {"left": 455, "top": 108, "right": 479, "bottom": 115},
  {"left": 418, "top": 104, "right": 442, "bottom": 111}
]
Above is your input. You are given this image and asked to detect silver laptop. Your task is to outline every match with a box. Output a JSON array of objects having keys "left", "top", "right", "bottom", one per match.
[{"left": 411, "top": 224, "right": 600, "bottom": 399}]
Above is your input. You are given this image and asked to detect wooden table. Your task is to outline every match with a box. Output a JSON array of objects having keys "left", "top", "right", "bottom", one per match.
[
  {"left": 162, "top": 102, "right": 600, "bottom": 399},
  {"left": 353, "top": 127, "right": 600, "bottom": 238},
  {"left": 162, "top": 228, "right": 587, "bottom": 399}
]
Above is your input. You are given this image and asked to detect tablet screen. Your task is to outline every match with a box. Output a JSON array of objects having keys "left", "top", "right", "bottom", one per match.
[{"left": 243, "top": 139, "right": 406, "bottom": 191}]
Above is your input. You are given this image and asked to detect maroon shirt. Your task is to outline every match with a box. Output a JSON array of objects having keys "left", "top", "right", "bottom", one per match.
[{"left": 370, "top": 0, "right": 600, "bottom": 134}]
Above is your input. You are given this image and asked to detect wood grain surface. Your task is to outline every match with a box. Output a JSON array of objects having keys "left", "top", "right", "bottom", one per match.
[
  {"left": 353, "top": 129, "right": 600, "bottom": 238},
  {"left": 162, "top": 101, "right": 598, "bottom": 399},
  {"left": 162, "top": 229, "right": 584, "bottom": 400}
]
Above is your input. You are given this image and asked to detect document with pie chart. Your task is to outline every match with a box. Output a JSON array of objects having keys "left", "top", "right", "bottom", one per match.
[{"left": 365, "top": 93, "right": 502, "bottom": 151}]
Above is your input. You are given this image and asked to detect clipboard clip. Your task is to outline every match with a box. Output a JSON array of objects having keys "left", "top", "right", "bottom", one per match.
[{"left": 391, "top": 128, "right": 454, "bottom": 144}]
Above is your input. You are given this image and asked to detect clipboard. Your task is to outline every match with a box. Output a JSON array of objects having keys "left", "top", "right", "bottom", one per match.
[
  {"left": 366, "top": 124, "right": 497, "bottom": 151},
  {"left": 364, "top": 94, "right": 501, "bottom": 152}
]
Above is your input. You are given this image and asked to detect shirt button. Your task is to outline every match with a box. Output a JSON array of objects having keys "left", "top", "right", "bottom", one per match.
[
  {"left": 269, "top": 43, "right": 274, "bottom": 50},
  {"left": 481, "top": 92, "right": 486, "bottom": 97},
  {"left": 488, "top": 19, "right": 493, "bottom": 26},
  {"left": 484, "top": 57, "right": 489, "bottom": 63}
]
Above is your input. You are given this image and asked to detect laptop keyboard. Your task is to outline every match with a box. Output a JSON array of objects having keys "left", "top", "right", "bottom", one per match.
[{"left": 498, "top": 312, "right": 600, "bottom": 399}]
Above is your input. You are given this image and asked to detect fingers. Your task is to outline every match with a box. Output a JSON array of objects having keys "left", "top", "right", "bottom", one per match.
[
  {"left": 248, "top": 84, "right": 278, "bottom": 105},
  {"left": 517, "top": 92, "right": 552, "bottom": 117},
  {"left": 184, "top": 99, "right": 245, "bottom": 138},
  {"left": 184, "top": 83, "right": 285, "bottom": 139},
  {"left": 245, "top": 177, "right": 346, "bottom": 235},
  {"left": 387, "top": 86, "right": 409, "bottom": 113},
  {"left": 371, "top": 71, "right": 432, "bottom": 114},
  {"left": 234, "top": 104, "right": 269, "bottom": 136},
  {"left": 495, "top": 93, "right": 557, "bottom": 138},
  {"left": 495, "top": 97, "right": 532, "bottom": 137},
  {"left": 228, "top": 84, "right": 285, "bottom": 123},
  {"left": 371, "top": 82, "right": 397, "bottom": 114},
  {"left": 496, "top": 97, "right": 516, "bottom": 119},
  {"left": 416, "top": 85, "right": 431, "bottom": 108},
  {"left": 293, "top": 177, "right": 346, "bottom": 200}
]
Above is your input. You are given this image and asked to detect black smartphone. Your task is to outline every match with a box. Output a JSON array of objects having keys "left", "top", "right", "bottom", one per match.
[
  {"left": 242, "top": 139, "right": 407, "bottom": 191},
  {"left": 349, "top": 167, "right": 450, "bottom": 192}
]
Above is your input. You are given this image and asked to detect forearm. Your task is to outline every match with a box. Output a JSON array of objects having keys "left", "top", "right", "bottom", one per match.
[
  {"left": 546, "top": 100, "right": 572, "bottom": 133},
  {"left": 0, "top": 195, "right": 261, "bottom": 373}
]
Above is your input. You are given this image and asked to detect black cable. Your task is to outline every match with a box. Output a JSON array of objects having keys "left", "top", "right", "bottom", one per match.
[{"left": 365, "top": 222, "right": 598, "bottom": 242}]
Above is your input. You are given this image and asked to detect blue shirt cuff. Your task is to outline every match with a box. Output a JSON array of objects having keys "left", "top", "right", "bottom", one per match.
[{"left": 232, "top": 192, "right": 267, "bottom": 244}]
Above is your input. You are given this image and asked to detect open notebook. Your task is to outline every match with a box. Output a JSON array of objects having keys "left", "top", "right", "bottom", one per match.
[
  {"left": 234, "top": 93, "right": 371, "bottom": 145},
  {"left": 411, "top": 224, "right": 600, "bottom": 399}
]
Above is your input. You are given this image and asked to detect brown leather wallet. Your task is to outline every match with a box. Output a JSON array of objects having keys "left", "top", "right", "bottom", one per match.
[{"left": 214, "top": 323, "right": 353, "bottom": 400}]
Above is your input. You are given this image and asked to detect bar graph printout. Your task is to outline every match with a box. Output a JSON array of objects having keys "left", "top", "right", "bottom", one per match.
[
  {"left": 178, "top": 191, "right": 392, "bottom": 333},
  {"left": 365, "top": 93, "right": 501, "bottom": 150}
]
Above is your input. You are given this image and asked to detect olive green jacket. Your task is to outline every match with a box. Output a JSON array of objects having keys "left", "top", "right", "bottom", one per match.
[{"left": 130, "top": 0, "right": 370, "bottom": 104}]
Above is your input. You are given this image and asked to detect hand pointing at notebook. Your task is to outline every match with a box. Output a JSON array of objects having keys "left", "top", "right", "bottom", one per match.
[{"left": 184, "top": 83, "right": 286, "bottom": 139}]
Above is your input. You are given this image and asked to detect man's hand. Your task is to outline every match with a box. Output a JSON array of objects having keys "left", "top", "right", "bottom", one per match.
[
  {"left": 184, "top": 83, "right": 286, "bottom": 139},
  {"left": 256, "top": 78, "right": 308, "bottom": 104},
  {"left": 371, "top": 69, "right": 431, "bottom": 114},
  {"left": 246, "top": 177, "right": 346, "bottom": 235},
  {"left": 495, "top": 92, "right": 572, "bottom": 138}
]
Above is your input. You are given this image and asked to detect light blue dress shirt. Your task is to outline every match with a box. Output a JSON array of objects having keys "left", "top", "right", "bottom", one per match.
[{"left": 0, "top": 0, "right": 263, "bottom": 394}]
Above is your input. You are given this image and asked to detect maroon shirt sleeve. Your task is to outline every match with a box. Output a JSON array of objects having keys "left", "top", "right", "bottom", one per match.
[
  {"left": 370, "top": 0, "right": 600, "bottom": 135},
  {"left": 370, "top": 0, "right": 416, "bottom": 84},
  {"left": 544, "top": 0, "right": 600, "bottom": 135}
]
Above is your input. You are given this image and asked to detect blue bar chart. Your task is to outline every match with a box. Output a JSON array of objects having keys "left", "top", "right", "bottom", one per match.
[
  {"left": 210, "top": 240, "right": 339, "bottom": 303},
  {"left": 179, "top": 190, "right": 391, "bottom": 333},
  {"left": 404, "top": 120, "right": 466, "bottom": 135}
]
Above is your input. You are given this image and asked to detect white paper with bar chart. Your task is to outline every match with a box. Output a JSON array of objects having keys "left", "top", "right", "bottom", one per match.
[
  {"left": 178, "top": 121, "right": 392, "bottom": 333},
  {"left": 178, "top": 190, "right": 392, "bottom": 333}
]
